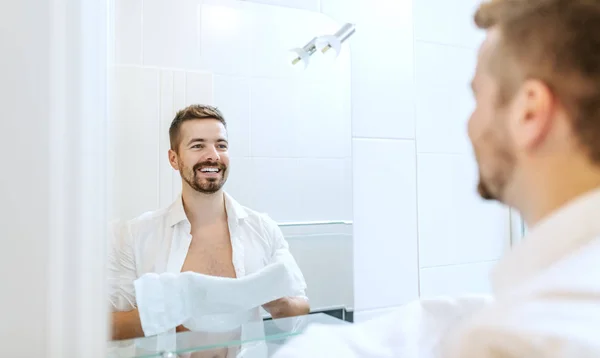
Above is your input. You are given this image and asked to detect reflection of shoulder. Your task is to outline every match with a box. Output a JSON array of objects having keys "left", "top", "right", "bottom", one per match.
[
  {"left": 242, "top": 205, "right": 278, "bottom": 231},
  {"left": 124, "top": 205, "right": 171, "bottom": 241},
  {"left": 232, "top": 203, "right": 279, "bottom": 243}
]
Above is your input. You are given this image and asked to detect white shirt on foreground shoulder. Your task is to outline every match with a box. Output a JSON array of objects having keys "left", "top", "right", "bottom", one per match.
[
  {"left": 108, "top": 192, "right": 307, "bottom": 312},
  {"left": 273, "top": 188, "right": 600, "bottom": 358}
]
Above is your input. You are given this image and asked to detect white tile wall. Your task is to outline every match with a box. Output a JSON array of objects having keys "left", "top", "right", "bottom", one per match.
[
  {"left": 250, "top": 77, "right": 298, "bottom": 158},
  {"left": 419, "top": 261, "right": 495, "bottom": 298},
  {"left": 185, "top": 72, "right": 214, "bottom": 106},
  {"left": 246, "top": 157, "right": 302, "bottom": 222},
  {"left": 158, "top": 70, "right": 175, "bottom": 208},
  {"left": 243, "top": 0, "right": 320, "bottom": 12},
  {"left": 213, "top": 75, "right": 252, "bottom": 157},
  {"left": 113, "top": 66, "right": 160, "bottom": 124},
  {"left": 143, "top": 0, "right": 202, "bottom": 69},
  {"left": 115, "top": 0, "right": 143, "bottom": 65},
  {"left": 353, "top": 138, "right": 419, "bottom": 310},
  {"left": 417, "top": 153, "right": 508, "bottom": 268},
  {"left": 415, "top": 42, "right": 477, "bottom": 154},
  {"left": 223, "top": 156, "right": 256, "bottom": 208},
  {"left": 111, "top": 67, "right": 161, "bottom": 219},
  {"left": 199, "top": 3, "right": 253, "bottom": 76},
  {"left": 414, "top": 0, "right": 485, "bottom": 48},
  {"left": 108, "top": 119, "right": 160, "bottom": 220},
  {"left": 350, "top": 12, "right": 415, "bottom": 139}
]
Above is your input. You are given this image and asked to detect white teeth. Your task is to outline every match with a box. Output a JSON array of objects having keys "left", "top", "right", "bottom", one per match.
[{"left": 200, "top": 168, "right": 219, "bottom": 173}]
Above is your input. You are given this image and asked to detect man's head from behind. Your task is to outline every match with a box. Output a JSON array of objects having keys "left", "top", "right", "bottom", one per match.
[
  {"left": 168, "top": 104, "right": 229, "bottom": 195},
  {"left": 469, "top": 0, "right": 600, "bottom": 209}
]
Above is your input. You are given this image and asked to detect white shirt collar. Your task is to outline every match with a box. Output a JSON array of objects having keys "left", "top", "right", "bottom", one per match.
[
  {"left": 492, "top": 186, "right": 600, "bottom": 296},
  {"left": 166, "top": 191, "right": 248, "bottom": 228}
]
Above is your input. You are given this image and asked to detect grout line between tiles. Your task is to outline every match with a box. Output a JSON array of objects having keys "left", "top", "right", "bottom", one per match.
[
  {"left": 420, "top": 259, "right": 498, "bottom": 270},
  {"left": 415, "top": 39, "right": 477, "bottom": 50}
]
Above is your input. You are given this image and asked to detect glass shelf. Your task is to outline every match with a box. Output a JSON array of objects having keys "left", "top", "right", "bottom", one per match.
[{"left": 108, "top": 313, "right": 348, "bottom": 357}]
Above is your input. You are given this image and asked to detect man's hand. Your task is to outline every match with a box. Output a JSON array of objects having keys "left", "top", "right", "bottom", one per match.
[
  {"left": 111, "top": 309, "right": 144, "bottom": 340},
  {"left": 263, "top": 297, "right": 310, "bottom": 319}
]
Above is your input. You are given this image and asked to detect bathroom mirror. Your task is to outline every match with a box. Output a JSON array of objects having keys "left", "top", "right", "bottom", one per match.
[{"left": 108, "top": 0, "right": 354, "bottom": 348}]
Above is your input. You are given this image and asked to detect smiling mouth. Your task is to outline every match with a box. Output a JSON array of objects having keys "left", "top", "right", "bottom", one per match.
[{"left": 199, "top": 167, "right": 220, "bottom": 173}]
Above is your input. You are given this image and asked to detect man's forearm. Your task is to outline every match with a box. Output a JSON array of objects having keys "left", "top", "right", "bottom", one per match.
[
  {"left": 111, "top": 309, "right": 144, "bottom": 340},
  {"left": 269, "top": 297, "right": 310, "bottom": 319}
]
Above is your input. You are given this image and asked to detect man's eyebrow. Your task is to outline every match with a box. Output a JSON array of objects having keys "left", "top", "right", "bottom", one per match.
[
  {"left": 187, "top": 138, "right": 229, "bottom": 145},
  {"left": 187, "top": 138, "right": 205, "bottom": 145}
]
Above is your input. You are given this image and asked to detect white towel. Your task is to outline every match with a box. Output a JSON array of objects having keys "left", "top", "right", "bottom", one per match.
[{"left": 134, "top": 261, "right": 304, "bottom": 337}]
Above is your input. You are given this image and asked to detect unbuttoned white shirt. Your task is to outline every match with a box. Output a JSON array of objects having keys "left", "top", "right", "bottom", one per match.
[
  {"left": 273, "top": 187, "right": 600, "bottom": 358},
  {"left": 108, "top": 192, "right": 307, "bottom": 314}
]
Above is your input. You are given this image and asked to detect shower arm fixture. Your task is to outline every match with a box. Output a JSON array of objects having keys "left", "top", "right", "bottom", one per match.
[
  {"left": 321, "top": 23, "right": 356, "bottom": 54},
  {"left": 291, "top": 37, "right": 319, "bottom": 65},
  {"left": 291, "top": 23, "right": 356, "bottom": 66}
]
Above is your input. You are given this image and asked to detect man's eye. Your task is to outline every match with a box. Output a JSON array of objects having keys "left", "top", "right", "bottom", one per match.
[
  {"left": 218, "top": 144, "right": 228, "bottom": 149},
  {"left": 191, "top": 144, "right": 202, "bottom": 149}
]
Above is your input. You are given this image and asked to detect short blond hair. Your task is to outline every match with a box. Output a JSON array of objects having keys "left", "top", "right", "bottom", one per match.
[{"left": 474, "top": 0, "right": 600, "bottom": 163}]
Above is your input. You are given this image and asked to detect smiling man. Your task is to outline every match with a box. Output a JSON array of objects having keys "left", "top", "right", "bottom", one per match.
[{"left": 108, "top": 104, "right": 309, "bottom": 343}]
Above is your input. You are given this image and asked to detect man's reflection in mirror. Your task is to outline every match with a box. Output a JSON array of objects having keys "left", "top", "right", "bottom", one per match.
[{"left": 108, "top": 105, "right": 310, "bottom": 356}]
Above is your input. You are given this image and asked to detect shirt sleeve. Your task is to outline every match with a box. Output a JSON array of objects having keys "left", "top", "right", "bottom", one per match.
[
  {"left": 107, "top": 220, "right": 138, "bottom": 311},
  {"left": 443, "top": 295, "right": 600, "bottom": 358},
  {"left": 262, "top": 215, "right": 308, "bottom": 300}
]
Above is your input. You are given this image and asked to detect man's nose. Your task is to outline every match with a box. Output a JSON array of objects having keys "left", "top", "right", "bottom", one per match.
[{"left": 203, "top": 146, "right": 220, "bottom": 161}]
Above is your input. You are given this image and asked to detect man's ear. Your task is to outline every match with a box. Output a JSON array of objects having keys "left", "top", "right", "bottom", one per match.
[
  {"left": 510, "top": 79, "right": 554, "bottom": 151},
  {"left": 168, "top": 149, "right": 179, "bottom": 171}
]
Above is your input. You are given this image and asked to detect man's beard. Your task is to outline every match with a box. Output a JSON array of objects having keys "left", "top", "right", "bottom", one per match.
[
  {"left": 475, "top": 144, "right": 515, "bottom": 202},
  {"left": 180, "top": 161, "right": 228, "bottom": 194},
  {"left": 477, "top": 179, "right": 496, "bottom": 200}
]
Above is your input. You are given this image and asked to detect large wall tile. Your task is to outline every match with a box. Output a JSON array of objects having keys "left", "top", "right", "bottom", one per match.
[
  {"left": 248, "top": 158, "right": 301, "bottom": 222},
  {"left": 113, "top": 67, "right": 160, "bottom": 123},
  {"left": 353, "top": 138, "right": 419, "bottom": 310},
  {"left": 351, "top": 22, "right": 415, "bottom": 139},
  {"left": 159, "top": 70, "right": 175, "bottom": 208},
  {"left": 414, "top": 0, "right": 484, "bottom": 48},
  {"left": 322, "top": 0, "right": 415, "bottom": 139},
  {"left": 226, "top": 157, "right": 351, "bottom": 223},
  {"left": 108, "top": 120, "right": 160, "bottom": 221},
  {"left": 321, "top": 0, "right": 360, "bottom": 24},
  {"left": 143, "top": 0, "right": 201, "bottom": 69},
  {"left": 111, "top": 67, "right": 161, "bottom": 220},
  {"left": 243, "top": 0, "right": 320, "bottom": 12},
  {"left": 294, "top": 78, "right": 351, "bottom": 159},
  {"left": 250, "top": 77, "right": 351, "bottom": 158},
  {"left": 213, "top": 75, "right": 251, "bottom": 157},
  {"left": 296, "top": 159, "right": 352, "bottom": 222},
  {"left": 199, "top": 3, "right": 253, "bottom": 76},
  {"left": 419, "top": 261, "right": 495, "bottom": 298},
  {"left": 250, "top": 78, "right": 297, "bottom": 158},
  {"left": 415, "top": 42, "right": 477, "bottom": 154},
  {"left": 185, "top": 72, "right": 214, "bottom": 106},
  {"left": 223, "top": 157, "right": 255, "bottom": 209},
  {"left": 417, "top": 153, "right": 509, "bottom": 268},
  {"left": 323, "top": 0, "right": 411, "bottom": 27},
  {"left": 115, "top": 0, "right": 143, "bottom": 65}
]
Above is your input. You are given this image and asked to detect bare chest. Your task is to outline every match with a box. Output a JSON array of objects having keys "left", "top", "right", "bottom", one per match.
[{"left": 180, "top": 223, "right": 237, "bottom": 278}]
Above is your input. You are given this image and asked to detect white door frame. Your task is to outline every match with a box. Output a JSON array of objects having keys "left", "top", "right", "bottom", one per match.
[{"left": 47, "top": 0, "right": 110, "bottom": 356}]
